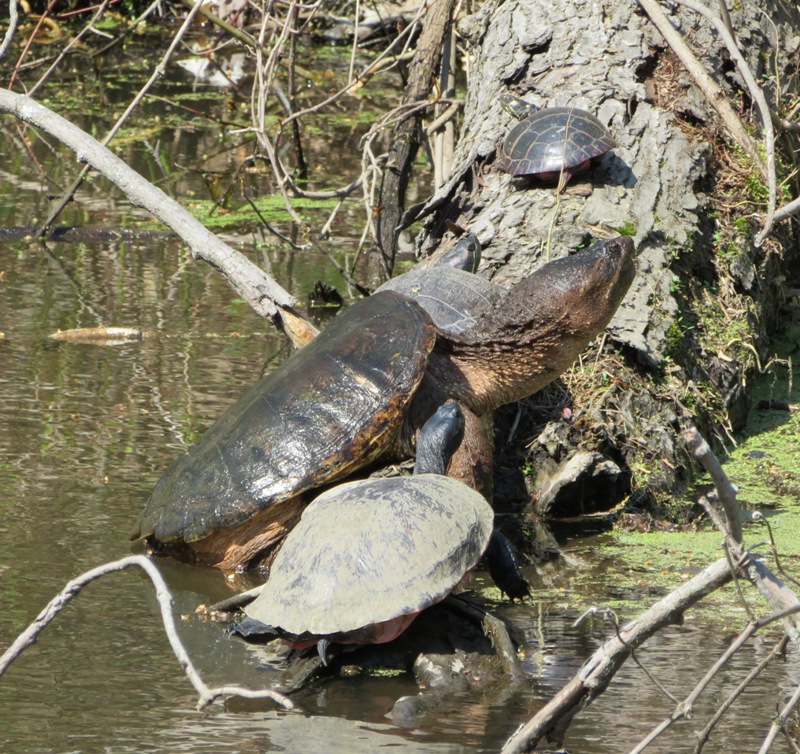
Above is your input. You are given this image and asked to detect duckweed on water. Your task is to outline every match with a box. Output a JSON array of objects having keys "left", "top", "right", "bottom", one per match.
[{"left": 572, "top": 307, "right": 800, "bottom": 623}]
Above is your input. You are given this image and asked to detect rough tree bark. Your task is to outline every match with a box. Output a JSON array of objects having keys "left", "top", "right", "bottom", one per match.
[{"left": 409, "top": 0, "right": 799, "bottom": 510}]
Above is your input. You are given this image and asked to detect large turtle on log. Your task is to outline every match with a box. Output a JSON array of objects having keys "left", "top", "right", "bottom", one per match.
[{"left": 132, "top": 236, "right": 636, "bottom": 570}]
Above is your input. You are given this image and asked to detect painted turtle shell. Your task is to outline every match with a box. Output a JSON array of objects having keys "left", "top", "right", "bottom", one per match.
[
  {"left": 244, "top": 473, "right": 494, "bottom": 641},
  {"left": 501, "top": 105, "right": 616, "bottom": 181},
  {"left": 133, "top": 291, "right": 435, "bottom": 550}
]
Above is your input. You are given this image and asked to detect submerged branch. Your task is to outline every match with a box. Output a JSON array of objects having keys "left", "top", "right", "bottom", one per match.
[
  {"left": 500, "top": 557, "right": 735, "bottom": 754},
  {"left": 0, "top": 555, "right": 293, "bottom": 711}
]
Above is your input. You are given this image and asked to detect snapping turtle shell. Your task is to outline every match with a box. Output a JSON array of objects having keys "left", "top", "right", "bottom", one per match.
[
  {"left": 135, "top": 236, "right": 636, "bottom": 569},
  {"left": 378, "top": 265, "right": 503, "bottom": 335},
  {"left": 134, "top": 292, "right": 435, "bottom": 548}
]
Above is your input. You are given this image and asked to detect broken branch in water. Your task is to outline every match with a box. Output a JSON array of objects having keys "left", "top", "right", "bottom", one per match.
[
  {"left": 0, "top": 88, "right": 318, "bottom": 348},
  {"left": 500, "top": 557, "right": 735, "bottom": 754},
  {"left": 0, "top": 555, "right": 293, "bottom": 711},
  {"left": 501, "top": 424, "right": 800, "bottom": 754}
]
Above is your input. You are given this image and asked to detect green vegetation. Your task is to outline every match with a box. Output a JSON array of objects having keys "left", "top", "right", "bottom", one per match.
[
  {"left": 613, "top": 220, "right": 637, "bottom": 237},
  {"left": 189, "top": 193, "right": 341, "bottom": 228},
  {"left": 568, "top": 308, "right": 800, "bottom": 624}
]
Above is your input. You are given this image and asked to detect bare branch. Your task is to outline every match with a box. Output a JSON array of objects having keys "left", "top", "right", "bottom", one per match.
[
  {"left": 773, "top": 193, "right": 800, "bottom": 224},
  {"left": 35, "top": 0, "right": 205, "bottom": 235},
  {"left": 693, "top": 635, "right": 789, "bottom": 754},
  {"left": 0, "top": 0, "right": 20, "bottom": 61},
  {"left": 636, "top": 0, "right": 766, "bottom": 177},
  {"left": 685, "top": 426, "right": 800, "bottom": 638},
  {"left": 500, "top": 557, "right": 735, "bottom": 754},
  {"left": 0, "top": 87, "right": 318, "bottom": 346},
  {"left": 0, "top": 556, "right": 293, "bottom": 711},
  {"left": 666, "top": 0, "right": 776, "bottom": 244},
  {"left": 684, "top": 426, "right": 742, "bottom": 542}
]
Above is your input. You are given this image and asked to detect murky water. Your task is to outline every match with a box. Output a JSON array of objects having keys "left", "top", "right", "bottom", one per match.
[{"left": 1, "top": 34, "right": 799, "bottom": 754}]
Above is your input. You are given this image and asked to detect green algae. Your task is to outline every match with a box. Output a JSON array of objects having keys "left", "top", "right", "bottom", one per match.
[{"left": 563, "top": 306, "right": 800, "bottom": 624}]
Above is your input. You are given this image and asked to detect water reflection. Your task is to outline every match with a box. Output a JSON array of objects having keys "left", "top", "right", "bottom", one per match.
[{"left": 1, "top": 74, "right": 798, "bottom": 754}]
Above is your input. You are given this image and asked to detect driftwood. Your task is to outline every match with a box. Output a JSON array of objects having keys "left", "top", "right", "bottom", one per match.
[{"left": 0, "top": 556, "right": 293, "bottom": 711}]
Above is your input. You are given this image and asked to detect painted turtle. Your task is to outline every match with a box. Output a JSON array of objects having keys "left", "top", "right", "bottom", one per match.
[
  {"left": 499, "top": 93, "right": 616, "bottom": 183},
  {"left": 233, "top": 404, "right": 527, "bottom": 658},
  {"left": 133, "top": 236, "right": 635, "bottom": 570}
]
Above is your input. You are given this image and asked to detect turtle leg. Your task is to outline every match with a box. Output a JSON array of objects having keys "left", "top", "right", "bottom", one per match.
[
  {"left": 485, "top": 529, "right": 530, "bottom": 600},
  {"left": 316, "top": 638, "right": 331, "bottom": 666},
  {"left": 445, "top": 405, "right": 494, "bottom": 499},
  {"left": 229, "top": 616, "right": 280, "bottom": 642}
]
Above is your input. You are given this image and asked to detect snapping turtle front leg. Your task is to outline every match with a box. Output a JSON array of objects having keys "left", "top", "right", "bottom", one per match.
[{"left": 445, "top": 405, "right": 494, "bottom": 500}]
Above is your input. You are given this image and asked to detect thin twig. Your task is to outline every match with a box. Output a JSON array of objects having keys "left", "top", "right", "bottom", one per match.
[
  {"left": 628, "top": 618, "right": 761, "bottom": 754},
  {"left": 8, "top": 0, "right": 59, "bottom": 90},
  {"left": 179, "top": 0, "right": 258, "bottom": 47},
  {"left": 773, "top": 193, "right": 800, "bottom": 224},
  {"left": 631, "top": 603, "right": 800, "bottom": 754},
  {"left": 686, "top": 426, "right": 800, "bottom": 639},
  {"left": 500, "top": 557, "right": 735, "bottom": 754},
  {"left": 281, "top": 4, "right": 426, "bottom": 129},
  {"left": 758, "top": 514, "right": 800, "bottom": 591},
  {"left": 758, "top": 678, "right": 800, "bottom": 754},
  {"left": 0, "top": 0, "right": 21, "bottom": 62},
  {"left": 636, "top": 0, "right": 766, "bottom": 178},
  {"left": 0, "top": 556, "right": 293, "bottom": 711},
  {"left": 668, "top": 0, "right": 776, "bottom": 244},
  {"left": 692, "top": 635, "right": 789, "bottom": 754},
  {"left": 90, "top": 0, "right": 164, "bottom": 58},
  {"left": 34, "top": 0, "right": 207, "bottom": 236},
  {"left": 28, "top": 0, "right": 113, "bottom": 97}
]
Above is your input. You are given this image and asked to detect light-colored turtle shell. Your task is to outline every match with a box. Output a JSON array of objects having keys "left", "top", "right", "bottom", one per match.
[
  {"left": 378, "top": 266, "right": 504, "bottom": 335},
  {"left": 245, "top": 474, "right": 494, "bottom": 637},
  {"left": 134, "top": 292, "right": 436, "bottom": 544}
]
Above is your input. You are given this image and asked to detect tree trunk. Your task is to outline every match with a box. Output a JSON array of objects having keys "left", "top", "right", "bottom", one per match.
[
  {"left": 375, "top": 0, "right": 457, "bottom": 279},
  {"left": 411, "top": 0, "right": 799, "bottom": 508}
]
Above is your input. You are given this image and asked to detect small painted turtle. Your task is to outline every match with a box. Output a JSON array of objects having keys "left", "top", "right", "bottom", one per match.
[
  {"left": 499, "top": 93, "right": 616, "bottom": 182},
  {"left": 233, "top": 403, "right": 528, "bottom": 658},
  {"left": 133, "top": 237, "right": 635, "bottom": 570}
]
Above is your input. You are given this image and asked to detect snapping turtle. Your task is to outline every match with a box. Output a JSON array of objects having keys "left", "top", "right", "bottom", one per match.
[
  {"left": 499, "top": 93, "right": 616, "bottom": 182},
  {"left": 233, "top": 403, "right": 527, "bottom": 658},
  {"left": 133, "top": 236, "right": 635, "bottom": 570}
]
